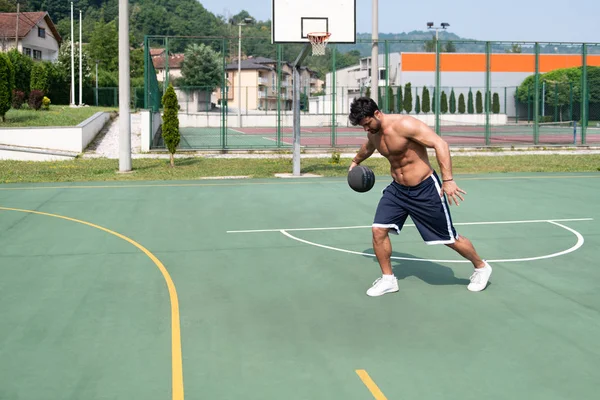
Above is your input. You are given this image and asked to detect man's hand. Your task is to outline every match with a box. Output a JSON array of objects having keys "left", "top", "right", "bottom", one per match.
[
  {"left": 441, "top": 180, "right": 466, "bottom": 206},
  {"left": 349, "top": 161, "right": 359, "bottom": 171}
]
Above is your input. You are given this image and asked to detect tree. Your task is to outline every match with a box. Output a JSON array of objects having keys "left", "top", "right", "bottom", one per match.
[
  {"left": 161, "top": 84, "right": 180, "bottom": 167},
  {"left": 180, "top": 43, "right": 223, "bottom": 90},
  {"left": 444, "top": 41, "right": 457, "bottom": 53},
  {"left": 506, "top": 44, "right": 522, "bottom": 53},
  {"left": 432, "top": 88, "right": 436, "bottom": 113},
  {"left": 424, "top": 34, "right": 436, "bottom": 52},
  {"left": 422, "top": 87, "right": 430, "bottom": 113},
  {"left": 387, "top": 86, "right": 395, "bottom": 113},
  {"left": 449, "top": 89, "right": 456, "bottom": 113},
  {"left": 458, "top": 93, "right": 466, "bottom": 114},
  {"left": 7, "top": 50, "right": 33, "bottom": 95},
  {"left": 396, "top": 85, "right": 403, "bottom": 113},
  {"left": 476, "top": 90, "right": 483, "bottom": 113},
  {"left": 30, "top": 62, "right": 48, "bottom": 93},
  {"left": 0, "top": 53, "right": 14, "bottom": 121},
  {"left": 403, "top": 83, "right": 412, "bottom": 114},
  {"left": 492, "top": 92, "right": 500, "bottom": 114},
  {"left": 415, "top": 94, "right": 421, "bottom": 114},
  {"left": 86, "top": 20, "right": 119, "bottom": 73},
  {"left": 468, "top": 89, "right": 474, "bottom": 114},
  {"left": 440, "top": 91, "right": 448, "bottom": 113}
]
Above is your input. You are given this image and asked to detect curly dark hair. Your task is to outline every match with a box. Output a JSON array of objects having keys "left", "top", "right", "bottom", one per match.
[{"left": 348, "top": 97, "right": 380, "bottom": 126}]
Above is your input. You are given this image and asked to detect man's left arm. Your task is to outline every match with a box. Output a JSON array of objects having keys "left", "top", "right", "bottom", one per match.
[{"left": 401, "top": 118, "right": 466, "bottom": 205}]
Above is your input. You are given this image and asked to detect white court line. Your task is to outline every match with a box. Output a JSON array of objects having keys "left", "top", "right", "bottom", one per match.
[
  {"left": 229, "top": 128, "right": 245, "bottom": 134},
  {"left": 226, "top": 218, "right": 593, "bottom": 234},
  {"left": 279, "top": 220, "right": 588, "bottom": 264}
]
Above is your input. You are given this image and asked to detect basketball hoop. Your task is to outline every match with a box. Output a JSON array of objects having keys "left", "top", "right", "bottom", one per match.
[{"left": 307, "top": 32, "right": 331, "bottom": 56}]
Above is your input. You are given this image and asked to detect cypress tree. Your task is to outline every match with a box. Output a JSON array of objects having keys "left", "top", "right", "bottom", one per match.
[
  {"left": 492, "top": 92, "right": 500, "bottom": 113},
  {"left": 403, "top": 83, "right": 413, "bottom": 114},
  {"left": 449, "top": 89, "right": 456, "bottom": 114},
  {"left": 467, "top": 89, "right": 474, "bottom": 114},
  {"left": 161, "top": 84, "right": 181, "bottom": 167},
  {"left": 441, "top": 91, "right": 448, "bottom": 114},
  {"left": 458, "top": 93, "right": 466, "bottom": 114},
  {"left": 422, "top": 87, "right": 430, "bottom": 113},
  {"left": 415, "top": 94, "right": 421, "bottom": 114},
  {"left": 476, "top": 90, "right": 483, "bottom": 113}
]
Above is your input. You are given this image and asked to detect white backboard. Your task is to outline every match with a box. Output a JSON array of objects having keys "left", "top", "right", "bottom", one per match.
[{"left": 271, "top": 0, "right": 356, "bottom": 44}]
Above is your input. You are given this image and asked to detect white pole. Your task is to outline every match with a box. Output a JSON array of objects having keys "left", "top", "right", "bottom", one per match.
[
  {"left": 118, "top": 0, "right": 131, "bottom": 171},
  {"left": 79, "top": 9, "right": 82, "bottom": 106},
  {"left": 70, "top": 2, "right": 75, "bottom": 106},
  {"left": 370, "top": 0, "right": 378, "bottom": 100},
  {"left": 238, "top": 23, "right": 242, "bottom": 127}
]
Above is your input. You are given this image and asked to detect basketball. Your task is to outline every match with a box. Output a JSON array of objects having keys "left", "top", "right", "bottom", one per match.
[{"left": 348, "top": 165, "right": 376, "bottom": 193}]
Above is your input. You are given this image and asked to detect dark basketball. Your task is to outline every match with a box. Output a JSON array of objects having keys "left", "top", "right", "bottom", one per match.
[{"left": 348, "top": 165, "right": 376, "bottom": 193}]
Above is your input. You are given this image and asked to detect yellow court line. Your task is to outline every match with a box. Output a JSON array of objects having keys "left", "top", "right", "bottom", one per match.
[
  {"left": 0, "top": 206, "right": 184, "bottom": 400},
  {"left": 0, "top": 174, "right": 599, "bottom": 191},
  {"left": 356, "top": 370, "right": 388, "bottom": 400}
]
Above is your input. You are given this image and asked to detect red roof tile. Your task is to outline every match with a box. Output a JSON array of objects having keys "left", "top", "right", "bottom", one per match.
[{"left": 0, "top": 12, "right": 61, "bottom": 43}]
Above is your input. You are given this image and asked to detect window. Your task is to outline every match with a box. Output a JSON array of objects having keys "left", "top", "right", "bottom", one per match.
[
  {"left": 33, "top": 50, "right": 42, "bottom": 60},
  {"left": 379, "top": 69, "right": 387, "bottom": 80},
  {"left": 38, "top": 27, "right": 45, "bottom": 38},
  {"left": 22, "top": 47, "right": 31, "bottom": 57}
]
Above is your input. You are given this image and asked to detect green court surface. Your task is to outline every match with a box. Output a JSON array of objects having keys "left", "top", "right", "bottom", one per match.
[{"left": 1, "top": 172, "right": 600, "bottom": 400}]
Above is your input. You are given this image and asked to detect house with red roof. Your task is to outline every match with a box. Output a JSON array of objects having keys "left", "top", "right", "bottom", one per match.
[{"left": 0, "top": 11, "right": 62, "bottom": 61}]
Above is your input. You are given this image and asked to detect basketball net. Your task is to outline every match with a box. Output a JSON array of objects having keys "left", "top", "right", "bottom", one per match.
[{"left": 307, "top": 32, "right": 331, "bottom": 56}]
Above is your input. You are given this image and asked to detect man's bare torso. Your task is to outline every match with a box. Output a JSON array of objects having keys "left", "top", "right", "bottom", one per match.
[{"left": 368, "top": 115, "right": 433, "bottom": 186}]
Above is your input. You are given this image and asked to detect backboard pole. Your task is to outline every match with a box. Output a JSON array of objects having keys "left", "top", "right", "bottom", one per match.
[
  {"left": 292, "top": 44, "right": 311, "bottom": 176},
  {"left": 370, "top": 0, "right": 378, "bottom": 100}
]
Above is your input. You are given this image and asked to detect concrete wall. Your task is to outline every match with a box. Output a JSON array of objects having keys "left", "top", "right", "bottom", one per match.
[
  {"left": 0, "top": 112, "right": 110, "bottom": 154},
  {"left": 140, "top": 110, "right": 162, "bottom": 152}
]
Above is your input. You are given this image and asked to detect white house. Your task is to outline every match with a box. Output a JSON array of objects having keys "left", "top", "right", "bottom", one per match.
[{"left": 0, "top": 11, "right": 62, "bottom": 61}]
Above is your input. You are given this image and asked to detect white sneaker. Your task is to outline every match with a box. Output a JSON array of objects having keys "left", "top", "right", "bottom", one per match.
[
  {"left": 467, "top": 261, "right": 492, "bottom": 292},
  {"left": 366, "top": 275, "right": 399, "bottom": 297}
]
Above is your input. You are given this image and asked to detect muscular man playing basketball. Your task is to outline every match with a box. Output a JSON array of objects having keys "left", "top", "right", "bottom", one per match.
[{"left": 348, "top": 97, "right": 492, "bottom": 296}]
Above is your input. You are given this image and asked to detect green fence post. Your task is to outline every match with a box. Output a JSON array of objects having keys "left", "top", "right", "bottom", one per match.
[
  {"left": 221, "top": 38, "right": 227, "bottom": 149},
  {"left": 435, "top": 39, "right": 441, "bottom": 135},
  {"left": 554, "top": 82, "right": 558, "bottom": 122},
  {"left": 515, "top": 87, "right": 519, "bottom": 123},
  {"left": 144, "top": 36, "right": 148, "bottom": 109},
  {"left": 332, "top": 45, "right": 337, "bottom": 147},
  {"left": 384, "top": 40, "right": 389, "bottom": 113},
  {"left": 581, "top": 44, "right": 588, "bottom": 145},
  {"left": 485, "top": 41, "right": 491, "bottom": 145},
  {"left": 569, "top": 82, "right": 573, "bottom": 121},
  {"left": 533, "top": 42, "right": 540, "bottom": 145},
  {"left": 164, "top": 37, "right": 169, "bottom": 94}
]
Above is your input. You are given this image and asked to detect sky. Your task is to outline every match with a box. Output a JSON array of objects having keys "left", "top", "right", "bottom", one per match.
[{"left": 200, "top": 0, "right": 599, "bottom": 43}]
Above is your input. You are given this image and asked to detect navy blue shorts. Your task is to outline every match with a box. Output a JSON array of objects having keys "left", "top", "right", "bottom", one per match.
[{"left": 373, "top": 171, "right": 459, "bottom": 245}]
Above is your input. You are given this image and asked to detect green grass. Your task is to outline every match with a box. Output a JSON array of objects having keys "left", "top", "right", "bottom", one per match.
[
  {"left": 0, "top": 154, "right": 599, "bottom": 184},
  {"left": 0, "top": 106, "right": 117, "bottom": 127}
]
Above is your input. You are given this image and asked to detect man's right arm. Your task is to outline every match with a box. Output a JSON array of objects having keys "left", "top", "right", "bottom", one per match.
[{"left": 349, "top": 140, "right": 375, "bottom": 170}]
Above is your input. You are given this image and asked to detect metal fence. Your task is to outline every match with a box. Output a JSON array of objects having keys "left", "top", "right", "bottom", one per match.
[{"left": 144, "top": 36, "right": 600, "bottom": 149}]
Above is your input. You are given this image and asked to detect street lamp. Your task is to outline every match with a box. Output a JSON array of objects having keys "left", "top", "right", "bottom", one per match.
[
  {"left": 427, "top": 22, "right": 450, "bottom": 42},
  {"left": 236, "top": 17, "right": 254, "bottom": 127}
]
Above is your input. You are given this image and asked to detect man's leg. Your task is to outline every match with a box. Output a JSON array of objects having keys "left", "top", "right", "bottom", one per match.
[
  {"left": 372, "top": 227, "right": 394, "bottom": 275},
  {"left": 367, "top": 227, "right": 399, "bottom": 296},
  {"left": 446, "top": 235, "right": 486, "bottom": 268},
  {"left": 446, "top": 235, "right": 492, "bottom": 292}
]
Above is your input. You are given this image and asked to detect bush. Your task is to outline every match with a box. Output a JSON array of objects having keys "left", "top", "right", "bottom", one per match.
[
  {"left": 492, "top": 92, "right": 500, "bottom": 114},
  {"left": 30, "top": 62, "right": 48, "bottom": 93},
  {"left": 422, "top": 87, "right": 430, "bottom": 113},
  {"left": 12, "top": 90, "right": 25, "bottom": 109},
  {"left": 0, "top": 53, "right": 15, "bottom": 121},
  {"left": 441, "top": 91, "right": 448, "bottom": 114},
  {"left": 28, "top": 90, "right": 44, "bottom": 110},
  {"left": 476, "top": 90, "right": 483, "bottom": 113},
  {"left": 403, "top": 83, "right": 412, "bottom": 114},
  {"left": 467, "top": 89, "right": 474, "bottom": 114},
  {"left": 42, "top": 96, "right": 51, "bottom": 110}
]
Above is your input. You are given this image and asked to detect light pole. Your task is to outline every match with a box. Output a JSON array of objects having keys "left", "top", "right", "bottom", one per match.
[
  {"left": 237, "top": 17, "right": 253, "bottom": 127},
  {"left": 95, "top": 60, "right": 99, "bottom": 106},
  {"left": 427, "top": 22, "right": 449, "bottom": 135}
]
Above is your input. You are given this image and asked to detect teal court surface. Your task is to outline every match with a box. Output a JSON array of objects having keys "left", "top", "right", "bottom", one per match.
[{"left": 1, "top": 172, "right": 600, "bottom": 400}]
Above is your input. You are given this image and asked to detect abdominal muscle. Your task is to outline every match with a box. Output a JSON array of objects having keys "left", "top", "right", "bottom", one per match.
[{"left": 372, "top": 134, "right": 433, "bottom": 186}]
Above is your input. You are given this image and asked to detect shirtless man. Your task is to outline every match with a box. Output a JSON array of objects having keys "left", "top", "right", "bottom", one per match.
[{"left": 348, "top": 97, "right": 492, "bottom": 296}]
